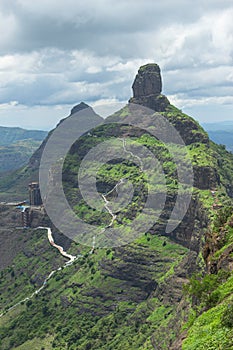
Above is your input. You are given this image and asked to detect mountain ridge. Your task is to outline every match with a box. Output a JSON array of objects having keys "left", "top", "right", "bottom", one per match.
[
  {"left": 0, "top": 126, "right": 47, "bottom": 173},
  {"left": 0, "top": 126, "right": 47, "bottom": 147},
  {"left": 0, "top": 63, "right": 233, "bottom": 349}
]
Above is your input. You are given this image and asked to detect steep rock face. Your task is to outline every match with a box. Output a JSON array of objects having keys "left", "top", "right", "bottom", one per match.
[
  {"left": 129, "top": 63, "right": 170, "bottom": 111},
  {"left": 203, "top": 217, "right": 233, "bottom": 274},
  {"left": 151, "top": 194, "right": 209, "bottom": 253},
  {"left": 70, "top": 102, "right": 90, "bottom": 115},
  {"left": 164, "top": 112, "right": 209, "bottom": 145},
  {"left": 132, "top": 64, "right": 162, "bottom": 97},
  {"left": 193, "top": 165, "right": 220, "bottom": 190}
]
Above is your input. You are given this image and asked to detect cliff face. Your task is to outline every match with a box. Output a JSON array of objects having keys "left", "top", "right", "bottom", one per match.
[
  {"left": 129, "top": 63, "right": 170, "bottom": 111},
  {"left": 132, "top": 64, "right": 162, "bottom": 97},
  {"left": 0, "top": 63, "right": 233, "bottom": 350}
]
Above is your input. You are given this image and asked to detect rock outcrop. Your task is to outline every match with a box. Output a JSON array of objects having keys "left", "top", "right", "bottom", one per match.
[
  {"left": 132, "top": 63, "right": 162, "bottom": 97},
  {"left": 129, "top": 63, "right": 170, "bottom": 111},
  {"left": 70, "top": 102, "right": 90, "bottom": 115}
]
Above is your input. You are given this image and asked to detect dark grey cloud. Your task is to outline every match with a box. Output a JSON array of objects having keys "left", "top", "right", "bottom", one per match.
[
  {"left": 0, "top": 0, "right": 232, "bottom": 129},
  {"left": 0, "top": 0, "right": 232, "bottom": 56}
]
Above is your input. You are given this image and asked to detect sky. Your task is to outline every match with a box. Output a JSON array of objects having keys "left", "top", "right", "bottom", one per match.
[{"left": 0, "top": 0, "right": 232, "bottom": 130}]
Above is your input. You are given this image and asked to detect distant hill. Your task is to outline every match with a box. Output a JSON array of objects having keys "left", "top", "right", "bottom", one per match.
[
  {"left": 202, "top": 121, "right": 233, "bottom": 152},
  {"left": 0, "top": 126, "right": 47, "bottom": 146},
  {"left": 1, "top": 65, "right": 233, "bottom": 349},
  {"left": 0, "top": 126, "right": 47, "bottom": 173}
]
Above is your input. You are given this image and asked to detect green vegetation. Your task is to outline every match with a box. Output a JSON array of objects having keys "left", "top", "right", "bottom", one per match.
[
  {"left": 0, "top": 165, "right": 38, "bottom": 201},
  {"left": 0, "top": 139, "right": 44, "bottom": 173},
  {"left": 0, "top": 228, "right": 65, "bottom": 313},
  {"left": 0, "top": 230, "right": 188, "bottom": 350},
  {"left": 1, "top": 102, "right": 233, "bottom": 349},
  {"left": 0, "top": 126, "right": 47, "bottom": 147},
  {"left": 183, "top": 302, "right": 233, "bottom": 350},
  {"left": 182, "top": 207, "right": 233, "bottom": 349},
  {"left": 0, "top": 126, "right": 47, "bottom": 173}
]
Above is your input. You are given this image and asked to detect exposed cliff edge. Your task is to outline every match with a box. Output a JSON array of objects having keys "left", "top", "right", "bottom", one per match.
[
  {"left": 0, "top": 63, "right": 233, "bottom": 350},
  {"left": 129, "top": 63, "right": 170, "bottom": 111}
]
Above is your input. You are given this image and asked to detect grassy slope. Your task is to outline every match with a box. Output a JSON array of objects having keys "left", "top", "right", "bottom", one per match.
[
  {"left": 0, "top": 165, "right": 38, "bottom": 201},
  {"left": 0, "top": 232, "right": 188, "bottom": 350},
  {"left": 0, "top": 105, "right": 233, "bottom": 349}
]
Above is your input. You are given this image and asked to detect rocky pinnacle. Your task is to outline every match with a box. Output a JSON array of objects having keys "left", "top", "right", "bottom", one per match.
[{"left": 129, "top": 63, "right": 170, "bottom": 112}]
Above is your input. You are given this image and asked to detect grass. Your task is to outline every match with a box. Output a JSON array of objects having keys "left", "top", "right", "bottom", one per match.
[
  {"left": 0, "top": 230, "right": 190, "bottom": 349},
  {"left": 183, "top": 296, "right": 233, "bottom": 350},
  {"left": 187, "top": 143, "right": 216, "bottom": 167},
  {"left": 13, "top": 335, "right": 54, "bottom": 350},
  {"left": 0, "top": 228, "right": 65, "bottom": 313},
  {"left": 2, "top": 102, "right": 233, "bottom": 349}
]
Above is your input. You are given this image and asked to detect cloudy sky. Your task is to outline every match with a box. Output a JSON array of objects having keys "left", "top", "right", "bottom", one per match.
[{"left": 0, "top": 0, "right": 232, "bottom": 130}]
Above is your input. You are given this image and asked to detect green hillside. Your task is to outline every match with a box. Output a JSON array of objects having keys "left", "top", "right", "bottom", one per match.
[
  {"left": 0, "top": 65, "right": 233, "bottom": 349},
  {"left": 0, "top": 139, "right": 44, "bottom": 173},
  {"left": 0, "top": 126, "right": 47, "bottom": 173},
  {"left": 0, "top": 126, "right": 47, "bottom": 147}
]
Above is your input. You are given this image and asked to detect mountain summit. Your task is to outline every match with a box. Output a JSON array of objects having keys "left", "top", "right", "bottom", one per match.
[
  {"left": 133, "top": 63, "right": 162, "bottom": 96},
  {"left": 129, "top": 63, "right": 170, "bottom": 111},
  {"left": 70, "top": 101, "right": 90, "bottom": 115},
  {"left": 1, "top": 64, "right": 233, "bottom": 350}
]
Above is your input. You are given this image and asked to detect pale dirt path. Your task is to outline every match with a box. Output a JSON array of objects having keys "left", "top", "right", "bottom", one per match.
[
  {"left": 0, "top": 227, "right": 79, "bottom": 318},
  {"left": 92, "top": 138, "right": 143, "bottom": 248},
  {"left": 37, "top": 226, "right": 76, "bottom": 263},
  {"left": 1, "top": 139, "right": 143, "bottom": 317}
]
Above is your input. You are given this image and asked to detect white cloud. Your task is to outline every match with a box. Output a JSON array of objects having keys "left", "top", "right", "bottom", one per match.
[
  {"left": 0, "top": 1, "right": 232, "bottom": 128},
  {"left": 0, "top": 11, "right": 17, "bottom": 51},
  {"left": 91, "top": 99, "right": 125, "bottom": 117},
  {"left": 169, "top": 95, "right": 233, "bottom": 109},
  {"left": 212, "top": 9, "right": 233, "bottom": 57},
  {"left": 0, "top": 102, "right": 71, "bottom": 130}
]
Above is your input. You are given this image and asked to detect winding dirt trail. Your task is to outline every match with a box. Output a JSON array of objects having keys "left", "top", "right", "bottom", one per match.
[
  {"left": 121, "top": 138, "right": 144, "bottom": 171},
  {"left": 0, "top": 138, "right": 144, "bottom": 317},
  {"left": 92, "top": 138, "right": 144, "bottom": 247},
  {"left": 101, "top": 194, "right": 117, "bottom": 227},
  {"left": 0, "top": 227, "right": 79, "bottom": 318},
  {"left": 37, "top": 226, "right": 76, "bottom": 263}
]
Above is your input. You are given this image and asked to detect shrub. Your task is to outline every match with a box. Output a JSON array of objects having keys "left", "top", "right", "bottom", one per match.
[
  {"left": 26, "top": 300, "right": 32, "bottom": 307},
  {"left": 205, "top": 290, "right": 220, "bottom": 308},
  {"left": 221, "top": 303, "right": 233, "bottom": 328}
]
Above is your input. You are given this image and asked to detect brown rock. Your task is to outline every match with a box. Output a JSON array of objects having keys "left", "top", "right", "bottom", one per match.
[
  {"left": 193, "top": 166, "right": 220, "bottom": 190},
  {"left": 129, "top": 63, "right": 170, "bottom": 111},
  {"left": 132, "top": 63, "right": 162, "bottom": 97}
]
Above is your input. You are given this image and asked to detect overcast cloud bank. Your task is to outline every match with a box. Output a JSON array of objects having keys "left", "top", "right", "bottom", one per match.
[{"left": 0, "top": 0, "right": 232, "bottom": 129}]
